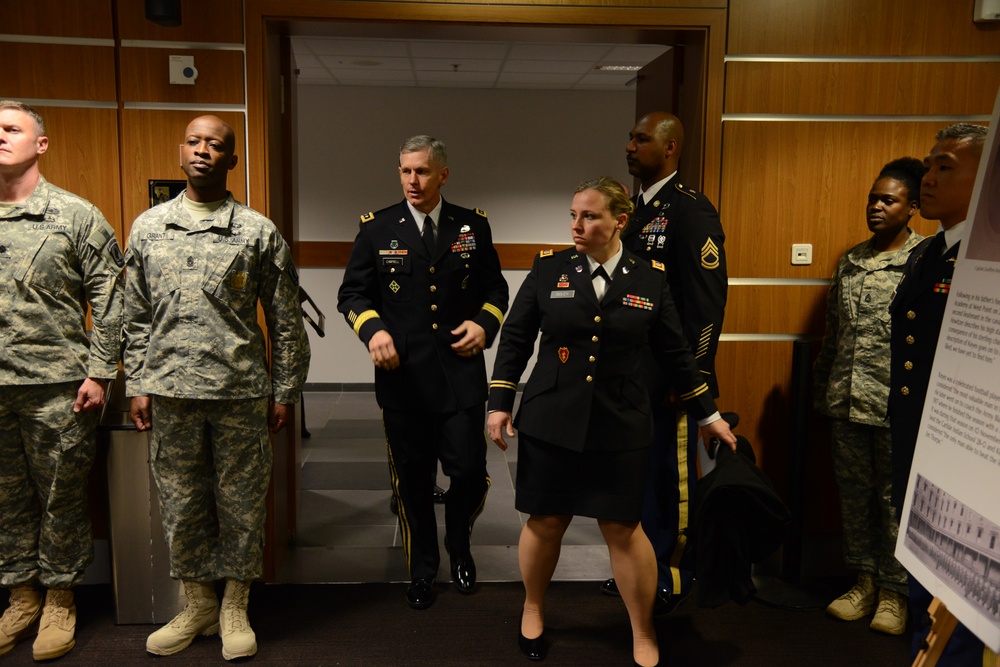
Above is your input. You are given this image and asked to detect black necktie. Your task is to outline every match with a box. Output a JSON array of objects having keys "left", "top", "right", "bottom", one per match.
[
  {"left": 421, "top": 217, "right": 436, "bottom": 255},
  {"left": 592, "top": 266, "right": 611, "bottom": 299}
]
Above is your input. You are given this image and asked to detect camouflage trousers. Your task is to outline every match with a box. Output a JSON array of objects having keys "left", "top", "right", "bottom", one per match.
[
  {"left": 830, "top": 418, "right": 907, "bottom": 594},
  {"left": 0, "top": 382, "right": 96, "bottom": 589},
  {"left": 149, "top": 395, "right": 271, "bottom": 582}
]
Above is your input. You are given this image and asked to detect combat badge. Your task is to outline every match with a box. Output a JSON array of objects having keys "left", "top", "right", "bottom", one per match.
[
  {"left": 389, "top": 280, "right": 401, "bottom": 293},
  {"left": 229, "top": 272, "right": 248, "bottom": 290},
  {"left": 701, "top": 238, "right": 720, "bottom": 270}
]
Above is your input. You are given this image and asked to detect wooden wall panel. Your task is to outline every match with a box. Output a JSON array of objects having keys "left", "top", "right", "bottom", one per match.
[
  {"left": 120, "top": 110, "right": 247, "bottom": 237},
  {"left": 0, "top": 0, "right": 113, "bottom": 39},
  {"left": 726, "top": 61, "right": 1000, "bottom": 116},
  {"left": 728, "top": 0, "right": 1000, "bottom": 56},
  {"left": 35, "top": 107, "right": 124, "bottom": 240},
  {"left": 117, "top": 0, "right": 244, "bottom": 43},
  {"left": 724, "top": 284, "right": 828, "bottom": 336},
  {"left": 721, "top": 120, "right": 945, "bottom": 279},
  {"left": 120, "top": 48, "right": 245, "bottom": 105},
  {"left": 0, "top": 44, "right": 116, "bottom": 102}
]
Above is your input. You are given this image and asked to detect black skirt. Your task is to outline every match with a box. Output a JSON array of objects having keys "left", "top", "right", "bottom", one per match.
[{"left": 515, "top": 433, "right": 650, "bottom": 522}]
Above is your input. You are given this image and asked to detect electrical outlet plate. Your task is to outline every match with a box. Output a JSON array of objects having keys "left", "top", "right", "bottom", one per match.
[{"left": 791, "top": 243, "right": 812, "bottom": 266}]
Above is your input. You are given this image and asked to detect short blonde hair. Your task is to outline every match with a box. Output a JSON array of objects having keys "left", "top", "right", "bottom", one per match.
[{"left": 0, "top": 100, "right": 45, "bottom": 136}]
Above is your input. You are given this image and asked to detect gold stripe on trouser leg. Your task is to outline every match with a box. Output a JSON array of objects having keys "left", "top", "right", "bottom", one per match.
[
  {"left": 983, "top": 647, "right": 999, "bottom": 667},
  {"left": 382, "top": 411, "right": 413, "bottom": 578},
  {"left": 460, "top": 431, "right": 493, "bottom": 542},
  {"left": 667, "top": 409, "right": 690, "bottom": 595}
]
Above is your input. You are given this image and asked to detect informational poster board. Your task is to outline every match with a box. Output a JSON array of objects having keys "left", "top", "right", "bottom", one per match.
[{"left": 896, "top": 87, "right": 1000, "bottom": 653}]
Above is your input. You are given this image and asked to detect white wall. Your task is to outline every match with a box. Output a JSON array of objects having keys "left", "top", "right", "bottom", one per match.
[{"left": 297, "top": 84, "right": 634, "bottom": 383}]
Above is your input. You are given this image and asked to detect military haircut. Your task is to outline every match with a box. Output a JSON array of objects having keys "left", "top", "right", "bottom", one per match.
[
  {"left": 936, "top": 123, "right": 988, "bottom": 154},
  {"left": 0, "top": 99, "right": 46, "bottom": 136},
  {"left": 399, "top": 135, "right": 447, "bottom": 167}
]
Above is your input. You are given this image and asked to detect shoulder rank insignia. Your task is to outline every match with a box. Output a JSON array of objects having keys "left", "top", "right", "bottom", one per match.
[
  {"left": 360, "top": 212, "right": 374, "bottom": 223},
  {"left": 701, "top": 238, "right": 721, "bottom": 270},
  {"left": 651, "top": 260, "right": 665, "bottom": 271},
  {"left": 539, "top": 249, "right": 554, "bottom": 258},
  {"left": 475, "top": 208, "right": 488, "bottom": 218},
  {"left": 674, "top": 182, "right": 697, "bottom": 200}
]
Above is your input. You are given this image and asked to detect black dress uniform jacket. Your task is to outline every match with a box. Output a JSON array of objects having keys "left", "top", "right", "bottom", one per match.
[
  {"left": 488, "top": 247, "right": 716, "bottom": 453},
  {"left": 888, "top": 234, "right": 956, "bottom": 509},
  {"left": 338, "top": 199, "right": 509, "bottom": 412},
  {"left": 622, "top": 181, "right": 727, "bottom": 402}
]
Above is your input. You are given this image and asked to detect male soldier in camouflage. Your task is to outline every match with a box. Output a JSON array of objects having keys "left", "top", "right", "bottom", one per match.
[
  {"left": 0, "top": 101, "right": 124, "bottom": 660},
  {"left": 124, "top": 115, "right": 310, "bottom": 660}
]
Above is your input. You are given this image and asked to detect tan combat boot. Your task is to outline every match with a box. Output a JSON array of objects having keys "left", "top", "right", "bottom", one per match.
[
  {"left": 32, "top": 588, "right": 76, "bottom": 660},
  {"left": 219, "top": 579, "right": 256, "bottom": 660},
  {"left": 146, "top": 580, "right": 219, "bottom": 655},
  {"left": 870, "top": 588, "right": 908, "bottom": 635},
  {"left": 0, "top": 585, "right": 43, "bottom": 656},
  {"left": 826, "top": 571, "right": 877, "bottom": 621}
]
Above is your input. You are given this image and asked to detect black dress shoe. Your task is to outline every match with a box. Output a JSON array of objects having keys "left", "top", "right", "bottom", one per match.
[
  {"left": 652, "top": 587, "right": 689, "bottom": 616},
  {"left": 405, "top": 578, "right": 435, "bottom": 609},
  {"left": 600, "top": 578, "right": 621, "bottom": 597},
  {"left": 433, "top": 485, "right": 447, "bottom": 504},
  {"left": 517, "top": 621, "right": 547, "bottom": 661},
  {"left": 450, "top": 553, "right": 477, "bottom": 594},
  {"left": 444, "top": 538, "right": 476, "bottom": 594}
]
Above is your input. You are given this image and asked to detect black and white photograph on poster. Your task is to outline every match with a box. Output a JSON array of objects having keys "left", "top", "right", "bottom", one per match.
[
  {"left": 904, "top": 475, "right": 1000, "bottom": 626},
  {"left": 895, "top": 86, "right": 1000, "bottom": 652}
]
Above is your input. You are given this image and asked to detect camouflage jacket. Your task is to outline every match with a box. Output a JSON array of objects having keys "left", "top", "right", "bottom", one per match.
[
  {"left": 0, "top": 176, "right": 124, "bottom": 385},
  {"left": 814, "top": 231, "right": 924, "bottom": 425},
  {"left": 123, "top": 192, "right": 310, "bottom": 403}
]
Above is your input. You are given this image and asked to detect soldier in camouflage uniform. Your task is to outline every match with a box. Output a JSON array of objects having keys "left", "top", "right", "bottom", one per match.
[
  {"left": 123, "top": 116, "right": 310, "bottom": 661},
  {"left": 814, "top": 157, "right": 926, "bottom": 635},
  {"left": 0, "top": 101, "right": 124, "bottom": 660}
]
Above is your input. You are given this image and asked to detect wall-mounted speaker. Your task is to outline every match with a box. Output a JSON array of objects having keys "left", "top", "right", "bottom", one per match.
[{"left": 145, "top": 0, "right": 181, "bottom": 27}]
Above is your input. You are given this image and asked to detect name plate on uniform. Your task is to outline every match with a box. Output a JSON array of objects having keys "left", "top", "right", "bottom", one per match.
[{"left": 550, "top": 290, "right": 575, "bottom": 298}]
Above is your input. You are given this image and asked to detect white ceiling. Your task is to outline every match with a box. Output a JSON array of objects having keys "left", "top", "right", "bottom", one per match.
[{"left": 291, "top": 37, "right": 670, "bottom": 91}]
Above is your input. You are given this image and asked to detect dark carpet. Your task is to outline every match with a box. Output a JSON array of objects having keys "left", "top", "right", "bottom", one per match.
[{"left": 2, "top": 580, "right": 910, "bottom": 666}]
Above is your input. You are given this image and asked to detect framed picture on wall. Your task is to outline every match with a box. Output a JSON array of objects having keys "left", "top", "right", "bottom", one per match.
[{"left": 148, "top": 179, "right": 186, "bottom": 208}]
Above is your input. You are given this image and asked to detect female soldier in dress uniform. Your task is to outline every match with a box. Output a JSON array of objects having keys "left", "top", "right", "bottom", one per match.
[{"left": 486, "top": 177, "right": 735, "bottom": 667}]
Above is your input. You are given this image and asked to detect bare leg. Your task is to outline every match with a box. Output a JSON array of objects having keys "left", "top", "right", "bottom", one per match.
[
  {"left": 518, "top": 514, "right": 573, "bottom": 639},
  {"left": 600, "top": 519, "right": 659, "bottom": 667}
]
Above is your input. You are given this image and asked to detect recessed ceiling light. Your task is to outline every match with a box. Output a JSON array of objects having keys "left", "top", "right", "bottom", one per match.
[{"left": 592, "top": 65, "right": 641, "bottom": 72}]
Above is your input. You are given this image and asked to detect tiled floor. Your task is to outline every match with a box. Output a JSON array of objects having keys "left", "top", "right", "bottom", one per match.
[{"left": 278, "top": 391, "right": 612, "bottom": 584}]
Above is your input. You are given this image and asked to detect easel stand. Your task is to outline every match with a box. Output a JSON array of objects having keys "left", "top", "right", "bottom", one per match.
[
  {"left": 912, "top": 598, "right": 958, "bottom": 667},
  {"left": 911, "top": 598, "right": 1000, "bottom": 667}
]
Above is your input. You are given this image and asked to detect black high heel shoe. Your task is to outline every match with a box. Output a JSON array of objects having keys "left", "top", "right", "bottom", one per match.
[{"left": 518, "top": 613, "right": 547, "bottom": 661}]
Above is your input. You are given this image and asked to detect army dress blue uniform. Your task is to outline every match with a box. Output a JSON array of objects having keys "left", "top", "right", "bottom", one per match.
[
  {"left": 889, "top": 230, "right": 985, "bottom": 664},
  {"left": 621, "top": 180, "right": 727, "bottom": 597},
  {"left": 488, "top": 247, "right": 717, "bottom": 520},
  {"left": 338, "top": 199, "right": 509, "bottom": 583}
]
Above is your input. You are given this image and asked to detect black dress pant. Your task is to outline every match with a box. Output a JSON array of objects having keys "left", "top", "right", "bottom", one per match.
[{"left": 382, "top": 404, "right": 490, "bottom": 581}]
